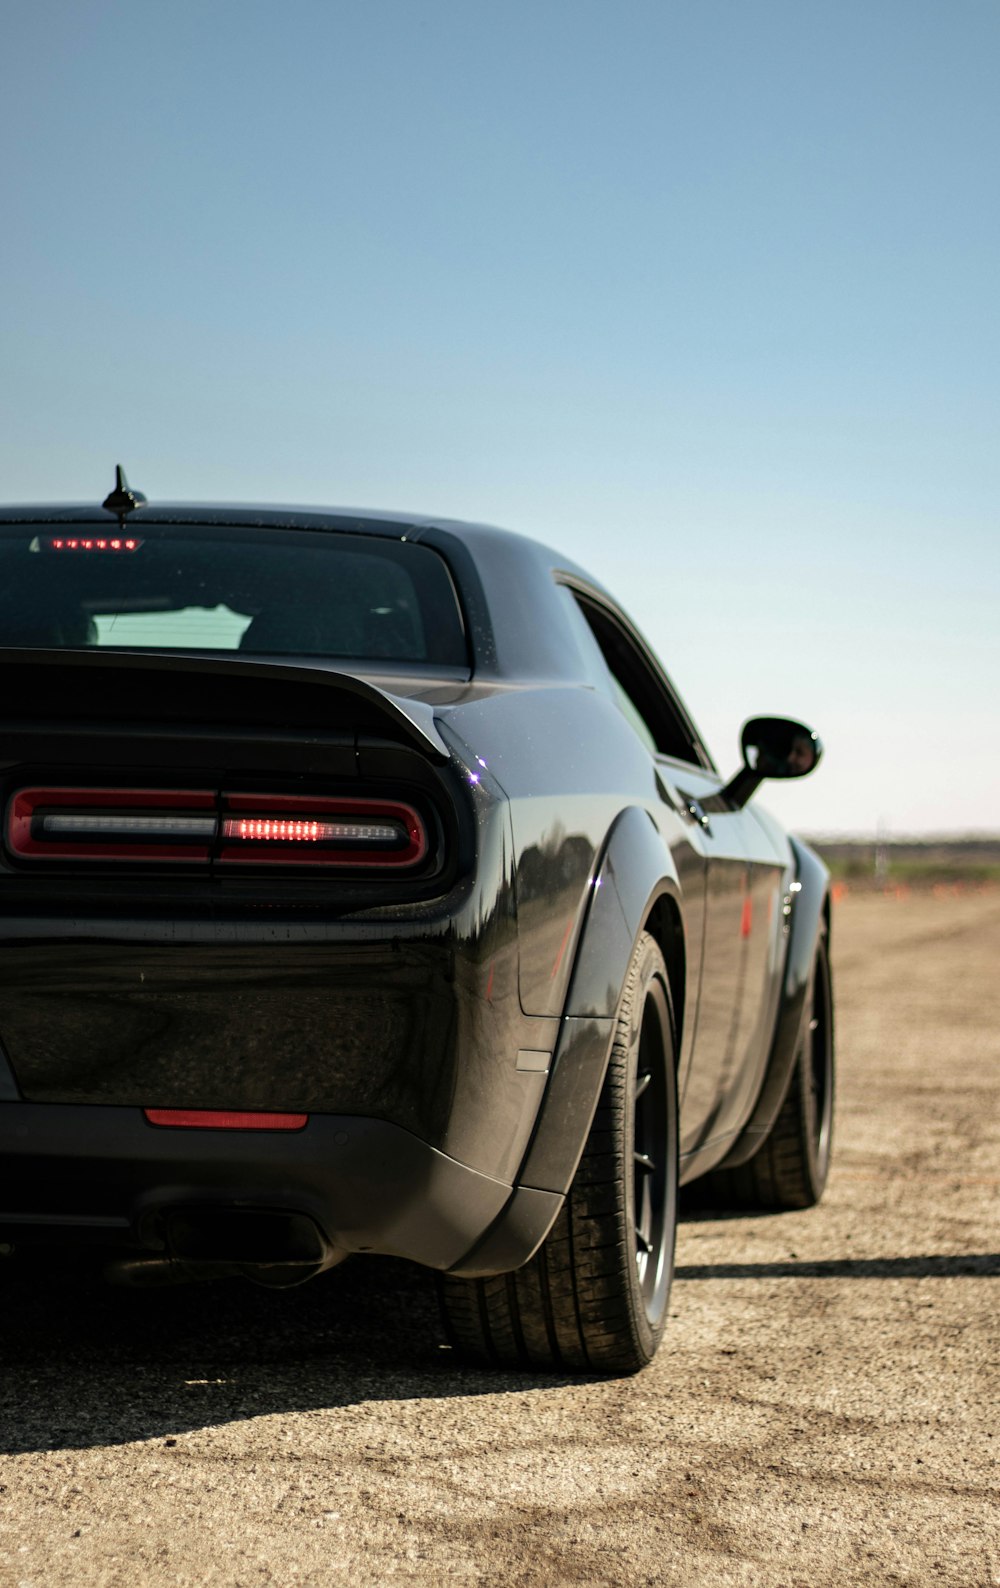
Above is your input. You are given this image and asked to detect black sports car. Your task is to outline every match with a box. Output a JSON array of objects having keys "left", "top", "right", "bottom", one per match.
[{"left": 0, "top": 471, "right": 834, "bottom": 1374}]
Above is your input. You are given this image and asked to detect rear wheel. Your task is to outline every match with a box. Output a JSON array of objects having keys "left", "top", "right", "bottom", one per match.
[
  {"left": 698, "top": 921, "right": 834, "bottom": 1211},
  {"left": 440, "top": 932, "right": 678, "bottom": 1374}
]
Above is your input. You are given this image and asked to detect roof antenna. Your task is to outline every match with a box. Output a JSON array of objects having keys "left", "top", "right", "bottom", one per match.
[{"left": 102, "top": 464, "right": 148, "bottom": 525}]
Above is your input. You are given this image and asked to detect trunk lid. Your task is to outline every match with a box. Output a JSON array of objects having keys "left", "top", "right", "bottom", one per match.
[{"left": 0, "top": 649, "right": 464, "bottom": 1116}]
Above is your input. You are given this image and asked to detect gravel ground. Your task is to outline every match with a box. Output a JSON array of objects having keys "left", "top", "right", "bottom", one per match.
[{"left": 1, "top": 889, "right": 997, "bottom": 1587}]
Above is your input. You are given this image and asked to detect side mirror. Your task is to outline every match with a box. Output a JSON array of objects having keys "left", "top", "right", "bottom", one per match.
[
  {"left": 705, "top": 716, "right": 823, "bottom": 812},
  {"left": 742, "top": 716, "right": 823, "bottom": 781}
]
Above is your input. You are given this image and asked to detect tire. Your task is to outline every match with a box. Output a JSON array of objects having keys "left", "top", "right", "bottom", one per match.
[
  {"left": 440, "top": 932, "right": 678, "bottom": 1375},
  {"left": 698, "top": 920, "right": 835, "bottom": 1211}
]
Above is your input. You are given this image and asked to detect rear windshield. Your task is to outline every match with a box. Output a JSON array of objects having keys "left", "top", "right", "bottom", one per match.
[{"left": 0, "top": 524, "right": 468, "bottom": 668}]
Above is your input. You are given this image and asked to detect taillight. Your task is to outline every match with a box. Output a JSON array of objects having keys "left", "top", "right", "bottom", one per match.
[
  {"left": 7, "top": 788, "right": 216, "bottom": 862},
  {"left": 217, "top": 794, "right": 427, "bottom": 867},
  {"left": 220, "top": 818, "right": 401, "bottom": 844},
  {"left": 43, "top": 815, "right": 217, "bottom": 838},
  {"left": 5, "top": 787, "right": 429, "bottom": 869}
]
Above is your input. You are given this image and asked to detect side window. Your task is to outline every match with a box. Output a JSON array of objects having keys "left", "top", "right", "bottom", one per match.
[
  {"left": 558, "top": 583, "right": 706, "bottom": 766},
  {"left": 607, "top": 673, "right": 658, "bottom": 756},
  {"left": 556, "top": 583, "right": 618, "bottom": 694}
]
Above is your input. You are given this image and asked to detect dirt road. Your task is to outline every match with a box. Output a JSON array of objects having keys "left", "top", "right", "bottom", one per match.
[{"left": 1, "top": 891, "right": 997, "bottom": 1587}]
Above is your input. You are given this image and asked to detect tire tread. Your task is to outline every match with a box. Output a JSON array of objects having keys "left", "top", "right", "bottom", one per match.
[{"left": 440, "top": 933, "right": 677, "bottom": 1375}]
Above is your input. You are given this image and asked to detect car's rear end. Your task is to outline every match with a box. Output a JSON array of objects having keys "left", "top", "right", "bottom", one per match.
[{"left": 0, "top": 508, "right": 554, "bottom": 1286}]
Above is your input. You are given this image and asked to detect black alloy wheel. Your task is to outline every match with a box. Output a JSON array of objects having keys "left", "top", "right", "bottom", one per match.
[
  {"left": 440, "top": 932, "right": 679, "bottom": 1374},
  {"left": 631, "top": 966, "right": 675, "bottom": 1333}
]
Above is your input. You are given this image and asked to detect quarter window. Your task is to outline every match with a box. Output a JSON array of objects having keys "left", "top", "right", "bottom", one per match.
[{"left": 558, "top": 583, "right": 708, "bottom": 766}]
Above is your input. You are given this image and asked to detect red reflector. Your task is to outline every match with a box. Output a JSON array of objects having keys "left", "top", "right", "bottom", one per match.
[{"left": 143, "top": 1109, "right": 308, "bottom": 1131}]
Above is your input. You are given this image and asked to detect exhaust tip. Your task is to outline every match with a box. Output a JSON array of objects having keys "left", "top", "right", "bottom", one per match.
[{"left": 106, "top": 1204, "right": 347, "bottom": 1287}]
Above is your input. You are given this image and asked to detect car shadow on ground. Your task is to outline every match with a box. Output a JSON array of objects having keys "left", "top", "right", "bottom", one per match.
[
  {"left": 0, "top": 1253, "right": 581, "bottom": 1457},
  {"left": 675, "top": 1253, "right": 999, "bottom": 1280},
  {"left": 4, "top": 1241, "right": 994, "bottom": 1459},
  {"left": 677, "top": 1199, "right": 999, "bottom": 1279}
]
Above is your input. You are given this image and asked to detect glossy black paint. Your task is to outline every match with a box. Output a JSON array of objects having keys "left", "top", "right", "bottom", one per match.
[
  {"left": 0, "top": 1103, "right": 513, "bottom": 1271},
  {"left": 713, "top": 836, "right": 832, "bottom": 1169},
  {"left": 0, "top": 499, "right": 829, "bottom": 1278}
]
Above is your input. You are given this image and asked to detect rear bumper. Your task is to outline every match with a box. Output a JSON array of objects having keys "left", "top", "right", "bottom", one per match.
[{"left": 0, "top": 1101, "right": 559, "bottom": 1274}]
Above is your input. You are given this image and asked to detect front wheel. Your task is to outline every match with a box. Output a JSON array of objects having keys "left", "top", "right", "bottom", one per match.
[{"left": 440, "top": 932, "right": 678, "bottom": 1375}]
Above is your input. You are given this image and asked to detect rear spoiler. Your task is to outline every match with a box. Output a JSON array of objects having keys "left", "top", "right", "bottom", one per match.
[{"left": 0, "top": 648, "right": 451, "bottom": 763}]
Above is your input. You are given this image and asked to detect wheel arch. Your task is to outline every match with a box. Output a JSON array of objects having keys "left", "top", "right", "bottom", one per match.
[
  {"left": 515, "top": 804, "right": 684, "bottom": 1196},
  {"left": 643, "top": 891, "right": 686, "bottom": 1062}
]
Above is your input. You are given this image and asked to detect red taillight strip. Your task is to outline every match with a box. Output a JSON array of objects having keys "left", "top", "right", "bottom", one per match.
[
  {"left": 7, "top": 787, "right": 217, "bottom": 862},
  {"left": 218, "top": 793, "right": 427, "bottom": 867},
  {"left": 144, "top": 1109, "right": 308, "bottom": 1131},
  {"left": 5, "top": 789, "right": 430, "bottom": 871},
  {"left": 219, "top": 817, "right": 404, "bottom": 845}
]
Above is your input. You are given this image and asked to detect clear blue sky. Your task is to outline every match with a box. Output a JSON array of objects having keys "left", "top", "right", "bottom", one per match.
[{"left": 2, "top": 1, "right": 997, "bottom": 835}]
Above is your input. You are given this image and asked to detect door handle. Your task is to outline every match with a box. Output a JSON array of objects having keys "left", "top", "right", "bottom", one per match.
[
  {"left": 658, "top": 772, "right": 713, "bottom": 837},
  {"left": 677, "top": 790, "right": 712, "bottom": 835}
]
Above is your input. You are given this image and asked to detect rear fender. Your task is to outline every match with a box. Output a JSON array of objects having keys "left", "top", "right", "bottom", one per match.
[{"left": 516, "top": 805, "right": 681, "bottom": 1195}]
